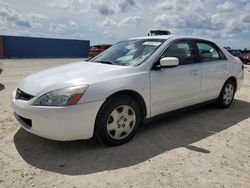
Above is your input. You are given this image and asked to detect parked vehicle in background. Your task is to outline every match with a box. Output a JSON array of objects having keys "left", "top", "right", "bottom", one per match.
[
  {"left": 227, "top": 49, "right": 245, "bottom": 61},
  {"left": 224, "top": 47, "right": 231, "bottom": 50},
  {"left": 227, "top": 49, "right": 250, "bottom": 65},
  {"left": 11, "top": 35, "right": 243, "bottom": 146},
  {"left": 241, "top": 51, "right": 250, "bottom": 65},
  {"left": 89, "top": 44, "right": 112, "bottom": 57},
  {"left": 0, "top": 61, "right": 3, "bottom": 74},
  {"left": 227, "top": 49, "right": 242, "bottom": 57},
  {"left": 148, "top": 30, "right": 171, "bottom": 36}
]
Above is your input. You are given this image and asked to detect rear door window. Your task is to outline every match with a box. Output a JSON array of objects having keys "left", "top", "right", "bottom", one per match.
[{"left": 196, "top": 41, "right": 227, "bottom": 62}]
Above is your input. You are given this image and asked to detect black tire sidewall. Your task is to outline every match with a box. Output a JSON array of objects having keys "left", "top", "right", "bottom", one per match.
[{"left": 94, "top": 95, "right": 142, "bottom": 146}]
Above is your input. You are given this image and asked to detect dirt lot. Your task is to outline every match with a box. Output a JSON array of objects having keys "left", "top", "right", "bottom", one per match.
[{"left": 0, "top": 59, "right": 250, "bottom": 188}]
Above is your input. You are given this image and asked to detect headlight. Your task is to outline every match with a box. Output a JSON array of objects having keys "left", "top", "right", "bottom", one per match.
[{"left": 34, "top": 85, "right": 88, "bottom": 106}]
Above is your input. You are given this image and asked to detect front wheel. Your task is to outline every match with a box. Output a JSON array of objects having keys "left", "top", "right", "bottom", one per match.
[
  {"left": 216, "top": 80, "right": 236, "bottom": 108},
  {"left": 94, "top": 95, "right": 142, "bottom": 146}
]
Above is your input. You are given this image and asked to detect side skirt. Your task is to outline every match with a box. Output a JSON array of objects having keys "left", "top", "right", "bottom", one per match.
[{"left": 144, "top": 99, "right": 217, "bottom": 124}]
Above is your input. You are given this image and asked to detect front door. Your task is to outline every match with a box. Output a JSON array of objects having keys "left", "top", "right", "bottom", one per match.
[{"left": 150, "top": 40, "right": 201, "bottom": 117}]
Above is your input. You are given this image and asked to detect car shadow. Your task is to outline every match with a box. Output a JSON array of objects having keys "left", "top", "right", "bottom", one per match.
[
  {"left": 14, "top": 99, "right": 250, "bottom": 175},
  {"left": 0, "top": 83, "right": 5, "bottom": 91}
]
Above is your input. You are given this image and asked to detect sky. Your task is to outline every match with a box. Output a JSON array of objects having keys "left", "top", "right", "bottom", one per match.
[{"left": 0, "top": 0, "right": 250, "bottom": 48}]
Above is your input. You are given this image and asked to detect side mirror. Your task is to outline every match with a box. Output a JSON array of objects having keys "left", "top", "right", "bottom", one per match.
[{"left": 160, "top": 57, "right": 179, "bottom": 68}]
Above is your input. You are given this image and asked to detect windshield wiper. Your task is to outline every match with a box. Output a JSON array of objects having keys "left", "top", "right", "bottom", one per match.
[{"left": 94, "top": 60, "right": 115, "bottom": 65}]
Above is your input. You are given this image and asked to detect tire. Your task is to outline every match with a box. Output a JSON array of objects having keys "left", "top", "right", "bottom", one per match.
[
  {"left": 94, "top": 95, "right": 142, "bottom": 146},
  {"left": 216, "top": 80, "right": 236, "bottom": 108}
]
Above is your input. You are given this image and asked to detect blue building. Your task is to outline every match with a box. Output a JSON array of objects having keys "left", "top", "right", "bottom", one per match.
[{"left": 0, "top": 35, "right": 90, "bottom": 58}]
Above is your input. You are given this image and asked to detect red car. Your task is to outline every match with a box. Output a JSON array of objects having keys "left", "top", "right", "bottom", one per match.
[
  {"left": 228, "top": 49, "right": 250, "bottom": 65},
  {"left": 89, "top": 44, "right": 112, "bottom": 57},
  {"left": 241, "top": 51, "right": 250, "bottom": 65}
]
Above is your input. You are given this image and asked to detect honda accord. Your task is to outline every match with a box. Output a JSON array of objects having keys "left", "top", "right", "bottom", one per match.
[{"left": 11, "top": 35, "right": 244, "bottom": 146}]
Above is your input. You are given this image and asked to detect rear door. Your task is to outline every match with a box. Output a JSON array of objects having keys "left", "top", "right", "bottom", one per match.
[{"left": 195, "top": 40, "right": 230, "bottom": 101}]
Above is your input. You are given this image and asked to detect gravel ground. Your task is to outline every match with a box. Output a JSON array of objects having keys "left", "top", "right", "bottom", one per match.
[{"left": 0, "top": 59, "right": 250, "bottom": 188}]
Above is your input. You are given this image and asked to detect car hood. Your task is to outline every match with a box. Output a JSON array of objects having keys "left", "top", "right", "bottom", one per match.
[{"left": 18, "top": 61, "right": 131, "bottom": 95}]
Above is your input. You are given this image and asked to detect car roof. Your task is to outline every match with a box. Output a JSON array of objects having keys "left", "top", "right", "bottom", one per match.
[{"left": 131, "top": 35, "right": 213, "bottom": 42}]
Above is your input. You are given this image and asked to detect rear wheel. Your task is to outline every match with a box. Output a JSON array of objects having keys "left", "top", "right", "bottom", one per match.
[
  {"left": 216, "top": 80, "right": 236, "bottom": 108},
  {"left": 94, "top": 95, "right": 142, "bottom": 146}
]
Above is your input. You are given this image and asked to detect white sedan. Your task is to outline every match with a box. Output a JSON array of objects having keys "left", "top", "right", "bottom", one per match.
[{"left": 11, "top": 35, "right": 244, "bottom": 146}]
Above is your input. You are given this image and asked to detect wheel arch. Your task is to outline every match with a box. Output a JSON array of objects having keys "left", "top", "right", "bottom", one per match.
[
  {"left": 226, "top": 76, "right": 237, "bottom": 91},
  {"left": 101, "top": 90, "right": 147, "bottom": 119},
  {"left": 94, "top": 90, "right": 146, "bottom": 145}
]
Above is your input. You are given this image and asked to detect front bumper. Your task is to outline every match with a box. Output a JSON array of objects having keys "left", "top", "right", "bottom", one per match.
[{"left": 11, "top": 90, "right": 104, "bottom": 141}]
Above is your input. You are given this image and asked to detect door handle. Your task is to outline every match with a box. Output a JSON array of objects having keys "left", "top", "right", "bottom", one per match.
[{"left": 223, "top": 65, "right": 228, "bottom": 70}]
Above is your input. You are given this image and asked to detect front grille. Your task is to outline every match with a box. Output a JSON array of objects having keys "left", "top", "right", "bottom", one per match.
[{"left": 16, "top": 88, "right": 34, "bottom": 101}]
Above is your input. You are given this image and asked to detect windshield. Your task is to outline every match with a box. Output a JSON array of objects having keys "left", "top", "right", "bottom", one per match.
[{"left": 89, "top": 39, "right": 165, "bottom": 66}]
